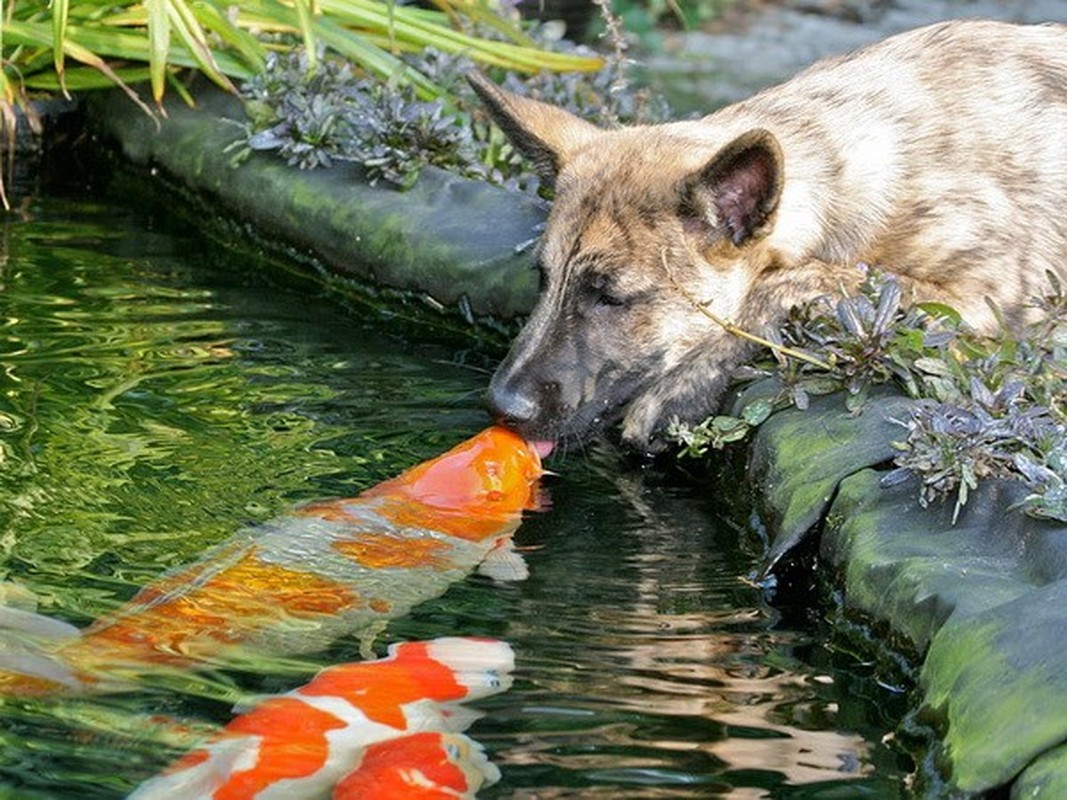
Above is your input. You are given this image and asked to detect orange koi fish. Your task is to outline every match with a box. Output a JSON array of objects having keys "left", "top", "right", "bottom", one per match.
[
  {"left": 331, "top": 731, "right": 497, "bottom": 800},
  {"left": 0, "top": 427, "right": 543, "bottom": 694},
  {"left": 129, "top": 637, "right": 512, "bottom": 800}
]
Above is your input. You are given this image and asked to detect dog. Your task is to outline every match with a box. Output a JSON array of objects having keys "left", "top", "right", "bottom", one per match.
[{"left": 468, "top": 20, "right": 1067, "bottom": 453}]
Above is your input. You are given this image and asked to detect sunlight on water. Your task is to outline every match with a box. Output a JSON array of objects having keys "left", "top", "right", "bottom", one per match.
[{"left": 0, "top": 187, "right": 908, "bottom": 798}]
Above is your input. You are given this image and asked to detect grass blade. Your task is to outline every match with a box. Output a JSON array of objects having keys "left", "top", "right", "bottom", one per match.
[
  {"left": 293, "top": 0, "right": 319, "bottom": 72},
  {"left": 51, "top": 0, "right": 71, "bottom": 97},
  {"left": 313, "top": 15, "right": 442, "bottom": 97},
  {"left": 316, "top": 0, "right": 602, "bottom": 73},
  {"left": 165, "top": 0, "right": 237, "bottom": 93},
  {"left": 6, "top": 20, "right": 255, "bottom": 80},
  {"left": 146, "top": 0, "right": 169, "bottom": 105},
  {"left": 190, "top": 1, "right": 265, "bottom": 74}
]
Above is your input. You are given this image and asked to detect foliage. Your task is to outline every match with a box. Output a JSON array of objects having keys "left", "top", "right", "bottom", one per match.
[
  {"left": 602, "top": 0, "right": 732, "bottom": 46},
  {"left": 494, "top": 49, "right": 671, "bottom": 128},
  {"left": 239, "top": 48, "right": 486, "bottom": 186},
  {"left": 670, "top": 267, "right": 1067, "bottom": 522},
  {"left": 234, "top": 26, "right": 672, "bottom": 189},
  {"left": 0, "top": 0, "right": 602, "bottom": 207},
  {"left": 884, "top": 383, "right": 1066, "bottom": 522},
  {"left": 1, "top": 0, "right": 601, "bottom": 104}
]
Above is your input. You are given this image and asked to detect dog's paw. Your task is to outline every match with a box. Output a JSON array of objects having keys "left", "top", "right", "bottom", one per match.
[{"left": 620, "top": 395, "right": 664, "bottom": 453}]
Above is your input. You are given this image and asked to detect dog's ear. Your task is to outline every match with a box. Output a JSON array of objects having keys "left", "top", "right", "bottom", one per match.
[
  {"left": 467, "top": 72, "right": 600, "bottom": 188},
  {"left": 682, "top": 129, "right": 784, "bottom": 246}
]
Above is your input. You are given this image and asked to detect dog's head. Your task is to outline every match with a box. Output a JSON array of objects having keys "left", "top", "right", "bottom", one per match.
[{"left": 469, "top": 74, "right": 786, "bottom": 452}]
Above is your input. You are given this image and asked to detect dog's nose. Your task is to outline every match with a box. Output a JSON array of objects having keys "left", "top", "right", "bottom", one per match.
[{"left": 487, "top": 380, "right": 539, "bottom": 428}]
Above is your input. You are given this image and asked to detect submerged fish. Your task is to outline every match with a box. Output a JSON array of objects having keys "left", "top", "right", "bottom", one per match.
[
  {"left": 0, "top": 427, "right": 543, "bottom": 694},
  {"left": 331, "top": 731, "right": 497, "bottom": 800},
  {"left": 130, "top": 637, "right": 512, "bottom": 800}
]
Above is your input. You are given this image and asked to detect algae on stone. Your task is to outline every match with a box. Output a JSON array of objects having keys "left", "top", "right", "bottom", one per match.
[
  {"left": 922, "top": 580, "right": 1067, "bottom": 793},
  {"left": 746, "top": 389, "right": 917, "bottom": 567},
  {"left": 749, "top": 387, "right": 1067, "bottom": 795}
]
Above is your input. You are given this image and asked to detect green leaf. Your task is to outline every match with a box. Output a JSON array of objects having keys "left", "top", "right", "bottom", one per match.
[
  {"left": 166, "top": 0, "right": 237, "bottom": 94},
  {"left": 710, "top": 415, "right": 751, "bottom": 445},
  {"left": 189, "top": 2, "right": 266, "bottom": 74},
  {"left": 913, "top": 357, "right": 955, "bottom": 377},
  {"left": 293, "top": 0, "right": 319, "bottom": 73},
  {"left": 146, "top": 0, "right": 169, "bottom": 104},
  {"left": 740, "top": 399, "right": 773, "bottom": 426},
  {"left": 917, "top": 301, "right": 963, "bottom": 325},
  {"left": 312, "top": 15, "right": 442, "bottom": 98},
  {"left": 797, "top": 376, "right": 842, "bottom": 397},
  {"left": 22, "top": 65, "right": 153, "bottom": 91},
  {"left": 51, "top": 0, "right": 71, "bottom": 96},
  {"left": 8, "top": 0, "right": 600, "bottom": 109}
]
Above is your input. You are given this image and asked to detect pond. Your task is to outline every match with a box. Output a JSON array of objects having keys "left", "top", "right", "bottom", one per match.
[{"left": 0, "top": 169, "right": 911, "bottom": 798}]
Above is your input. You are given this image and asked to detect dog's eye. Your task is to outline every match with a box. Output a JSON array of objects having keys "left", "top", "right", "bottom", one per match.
[
  {"left": 584, "top": 273, "right": 626, "bottom": 309},
  {"left": 596, "top": 292, "right": 626, "bottom": 308}
]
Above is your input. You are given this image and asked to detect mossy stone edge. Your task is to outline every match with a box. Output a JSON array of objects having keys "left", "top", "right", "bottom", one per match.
[
  {"left": 91, "top": 88, "right": 545, "bottom": 323},
  {"left": 747, "top": 392, "right": 1067, "bottom": 796}
]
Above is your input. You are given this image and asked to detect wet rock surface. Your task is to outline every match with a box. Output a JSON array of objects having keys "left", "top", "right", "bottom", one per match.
[
  {"left": 93, "top": 90, "right": 545, "bottom": 328},
  {"left": 744, "top": 389, "right": 1067, "bottom": 796}
]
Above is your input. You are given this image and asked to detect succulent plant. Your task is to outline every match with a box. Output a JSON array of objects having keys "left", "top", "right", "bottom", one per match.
[
  {"left": 672, "top": 269, "right": 1067, "bottom": 522},
  {"left": 236, "top": 48, "right": 486, "bottom": 186},
  {"left": 233, "top": 19, "right": 671, "bottom": 191}
]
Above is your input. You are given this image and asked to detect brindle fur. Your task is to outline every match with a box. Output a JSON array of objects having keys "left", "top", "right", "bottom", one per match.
[{"left": 470, "top": 20, "right": 1067, "bottom": 452}]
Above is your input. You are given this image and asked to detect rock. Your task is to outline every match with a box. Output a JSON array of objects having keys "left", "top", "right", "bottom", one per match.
[{"left": 91, "top": 89, "right": 545, "bottom": 326}]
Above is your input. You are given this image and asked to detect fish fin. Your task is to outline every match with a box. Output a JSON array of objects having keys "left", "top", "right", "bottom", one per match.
[
  {"left": 0, "top": 648, "right": 85, "bottom": 690},
  {"left": 0, "top": 596, "right": 85, "bottom": 690},
  {"left": 0, "top": 604, "right": 81, "bottom": 642},
  {"left": 128, "top": 735, "right": 255, "bottom": 799},
  {"left": 0, "top": 581, "right": 42, "bottom": 612},
  {"left": 434, "top": 702, "right": 482, "bottom": 733},
  {"left": 477, "top": 537, "right": 528, "bottom": 582}
]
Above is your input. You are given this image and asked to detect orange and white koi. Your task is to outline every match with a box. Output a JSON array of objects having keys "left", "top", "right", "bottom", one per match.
[
  {"left": 130, "top": 637, "right": 512, "bottom": 800},
  {"left": 0, "top": 427, "right": 543, "bottom": 694},
  {"left": 331, "top": 731, "right": 497, "bottom": 800}
]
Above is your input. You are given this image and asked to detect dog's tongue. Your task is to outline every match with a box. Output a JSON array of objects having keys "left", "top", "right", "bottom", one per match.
[{"left": 529, "top": 440, "right": 555, "bottom": 459}]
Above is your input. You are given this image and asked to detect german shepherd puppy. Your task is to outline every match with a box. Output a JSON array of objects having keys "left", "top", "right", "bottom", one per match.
[{"left": 469, "top": 20, "right": 1067, "bottom": 453}]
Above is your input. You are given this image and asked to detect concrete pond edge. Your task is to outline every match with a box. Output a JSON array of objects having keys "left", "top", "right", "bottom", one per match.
[{"left": 95, "top": 90, "right": 1067, "bottom": 799}]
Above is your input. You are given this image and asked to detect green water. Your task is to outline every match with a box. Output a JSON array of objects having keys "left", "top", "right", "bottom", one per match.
[{"left": 0, "top": 180, "right": 909, "bottom": 797}]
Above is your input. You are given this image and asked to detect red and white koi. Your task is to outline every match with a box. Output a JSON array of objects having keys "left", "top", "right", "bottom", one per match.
[
  {"left": 130, "top": 637, "right": 513, "bottom": 800},
  {"left": 0, "top": 427, "right": 543, "bottom": 694},
  {"left": 331, "top": 731, "right": 497, "bottom": 800}
]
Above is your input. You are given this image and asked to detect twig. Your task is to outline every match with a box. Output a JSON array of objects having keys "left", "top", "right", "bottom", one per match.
[
  {"left": 591, "top": 0, "right": 630, "bottom": 106},
  {"left": 660, "top": 249, "right": 832, "bottom": 371}
]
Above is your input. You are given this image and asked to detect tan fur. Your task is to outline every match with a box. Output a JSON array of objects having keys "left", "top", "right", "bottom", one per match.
[{"left": 470, "top": 20, "right": 1067, "bottom": 451}]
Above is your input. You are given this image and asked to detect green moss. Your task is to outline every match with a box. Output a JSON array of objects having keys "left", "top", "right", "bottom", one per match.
[
  {"left": 744, "top": 389, "right": 916, "bottom": 563},
  {"left": 1013, "top": 745, "right": 1067, "bottom": 799},
  {"left": 93, "top": 89, "right": 543, "bottom": 324},
  {"left": 922, "top": 585, "right": 1067, "bottom": 792},
  {"left": 824, "top": 471, "right": 1033, "bottom": 648}
]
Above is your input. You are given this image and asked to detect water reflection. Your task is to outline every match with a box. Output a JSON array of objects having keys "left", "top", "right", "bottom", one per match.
[{"left": 447, "top": 451, "right": 902, "bottom": 797}]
